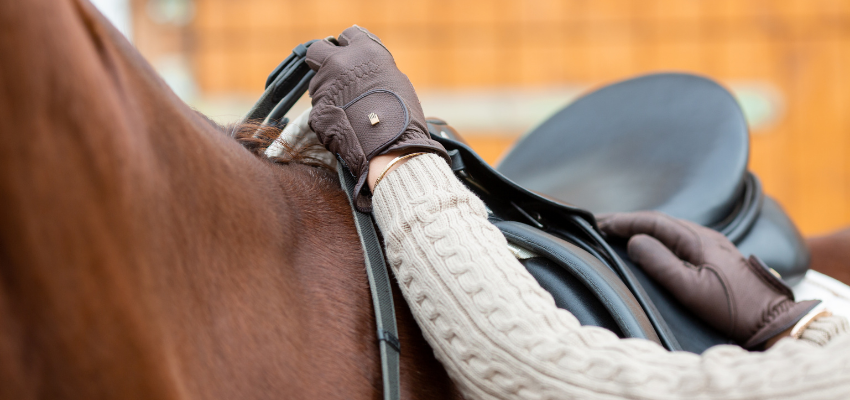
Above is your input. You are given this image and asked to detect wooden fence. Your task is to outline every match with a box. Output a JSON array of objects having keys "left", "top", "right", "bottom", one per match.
[{"left": 137, "top": 0, "right": 850, "bottom": 235}]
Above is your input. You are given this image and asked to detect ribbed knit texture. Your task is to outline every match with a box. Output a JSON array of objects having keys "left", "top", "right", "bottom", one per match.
[
  {"left": 800, "top": 315, "right": 849, "bottom": 347},
  {"left": 372, "top": 153, "right": 850, "bottom": 400}
]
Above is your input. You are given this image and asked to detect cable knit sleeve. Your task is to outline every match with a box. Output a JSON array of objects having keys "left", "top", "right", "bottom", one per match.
[{"left": 371, "top": 153, "right": 850, "bottom": 400}]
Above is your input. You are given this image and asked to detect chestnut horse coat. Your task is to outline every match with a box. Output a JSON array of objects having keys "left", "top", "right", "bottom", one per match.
[
  {"left": 3, "top": 1, "right": 850, "bottom": 399},
  {"left": 0, "top": 0, "right": 459, "bottom": 398}
]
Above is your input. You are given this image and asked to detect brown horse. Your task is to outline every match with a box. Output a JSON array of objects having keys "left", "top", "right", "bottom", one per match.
[
  {"left": 4, "top": 1, "right": 850, "bottom": 399},
  {"left": 808, "top": 230, "right": 850, "bottom": 286},
  {"left": 0, "top": 0, "right": 460, "bottom": 398}
]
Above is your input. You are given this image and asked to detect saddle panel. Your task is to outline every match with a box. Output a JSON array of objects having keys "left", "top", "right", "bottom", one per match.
[
  {"left": 497, "top": 72, "right": 749, "bottom": 227},
  {"left": 428, "top": 118, "right": 770, "bottom": 354}
]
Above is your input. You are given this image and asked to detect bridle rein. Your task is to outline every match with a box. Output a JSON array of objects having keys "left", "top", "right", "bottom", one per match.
[{"left": 245, "top": 39, "right": 402, "bottom": 400}]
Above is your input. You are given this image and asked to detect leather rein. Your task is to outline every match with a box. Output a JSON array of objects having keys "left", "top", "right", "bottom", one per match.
[{"left": 245, "top": 40, "right": 402, "bottom": 400}]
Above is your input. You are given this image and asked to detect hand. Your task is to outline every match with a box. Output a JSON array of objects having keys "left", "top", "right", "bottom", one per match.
[
  {"left": 598, "top": 211, "right": 820, "bottom": 349},
  {"left": 306, "top": 25, "right": 449, "bottom": 212}
]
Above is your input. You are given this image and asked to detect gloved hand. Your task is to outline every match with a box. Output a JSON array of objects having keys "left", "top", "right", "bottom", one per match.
[
  {"left": 598, "top": 211, "right": 820, "bottom": 349},
  {"left": 305, "top": 25, "right": 449, "bottom": 211}
]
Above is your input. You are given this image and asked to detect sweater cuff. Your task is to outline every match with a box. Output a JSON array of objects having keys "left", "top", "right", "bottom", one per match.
[
  {"left": 799, "top": 315, "right": 850, "bottom": 347},
  {"left": 372, "top": 152, "right": 485, "bottom": 220}
]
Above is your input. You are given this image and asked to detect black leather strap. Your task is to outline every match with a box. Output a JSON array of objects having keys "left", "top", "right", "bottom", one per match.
[
  {"left": 337, "top": 157, "right": 401, "bottom": 400},
  {"left": 571, "top": 216, "right": 683, "bottom": 351},
  {"left": 249, "top": 40, "right": 401, "bottom": 399}
]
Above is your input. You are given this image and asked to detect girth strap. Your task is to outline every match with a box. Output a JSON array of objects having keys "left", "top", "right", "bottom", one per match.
[{"left": 336, "top": 158, "right": 401, "bottom": 400}]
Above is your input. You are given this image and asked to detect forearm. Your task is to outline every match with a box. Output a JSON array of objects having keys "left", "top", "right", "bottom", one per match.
[{"left": 372, "top": 153, "right": 850, "bottom": 400}]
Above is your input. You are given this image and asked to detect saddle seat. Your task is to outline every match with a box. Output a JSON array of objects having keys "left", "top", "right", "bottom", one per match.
[{"left": 499, "top": 73, "right": 747, "bottom": 227}]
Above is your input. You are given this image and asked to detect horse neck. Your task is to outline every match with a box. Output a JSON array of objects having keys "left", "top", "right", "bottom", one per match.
[
  {"left": 146, "top": 151, "right": 386, "bottom": 399},
  {"left": 0, "top": 98, "right": 384, "bottom": 397},
  {"left": 0, "top": 0, "right": 462, "bottom": 397}
]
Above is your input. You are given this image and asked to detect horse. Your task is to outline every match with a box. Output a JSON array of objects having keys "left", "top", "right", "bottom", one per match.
[
  {"left": 808, "top": 230, "right": 850, "bottom": 286},
  {"left": 3, "top": 0, "right": 850, "bottom": 399},
  {"left": 0, "top": 0, "right": 460, "bottom": 398}
]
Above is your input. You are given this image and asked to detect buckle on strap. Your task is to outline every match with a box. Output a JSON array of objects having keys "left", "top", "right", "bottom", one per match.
[{"left": 377, "top": 329, "right": 401, "bottom": 352}]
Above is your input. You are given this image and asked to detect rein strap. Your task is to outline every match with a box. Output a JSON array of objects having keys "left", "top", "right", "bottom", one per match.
[{"left": 337, "top": 157, "right": 401, "bottom": 400}]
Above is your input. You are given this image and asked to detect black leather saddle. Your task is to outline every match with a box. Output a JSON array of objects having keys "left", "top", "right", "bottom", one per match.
[
  {"left": 428, "top": 73, "right": 810, "bottom": 354},
  {"left": 497, "top": 73, "right": 809, "bottom": 286}
]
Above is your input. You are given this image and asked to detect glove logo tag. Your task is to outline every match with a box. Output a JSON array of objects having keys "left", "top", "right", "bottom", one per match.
[{"left": 368, "top": 112, "right": 380, "bottom": 125}]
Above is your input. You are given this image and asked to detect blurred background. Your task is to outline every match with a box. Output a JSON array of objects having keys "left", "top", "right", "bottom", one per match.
[{"left": 92, "top": 0, "right": 850, "bottom": 236}]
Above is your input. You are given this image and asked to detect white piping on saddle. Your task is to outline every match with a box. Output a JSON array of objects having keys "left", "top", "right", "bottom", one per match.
[
  {"left": 506, "top": 242, "right": 537, "bottom": 260},
  {"left": 793, "top": 270, "right": 850, "bottom": 319}
]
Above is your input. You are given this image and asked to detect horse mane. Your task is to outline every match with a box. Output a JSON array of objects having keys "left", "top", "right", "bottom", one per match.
[{"left": 202, "top": 113, "right": 335, "bottom": 172}]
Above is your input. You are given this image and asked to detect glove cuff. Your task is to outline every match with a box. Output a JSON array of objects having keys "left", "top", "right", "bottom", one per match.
[
  {"left": 739, "top": 255, "right": 821, "bottom": 349},
  {"left": 744, "top": 299, "right": 821, "bottom": 349},
  {"left": 352, "top": 140, "right": 450, "bottom": 212}
]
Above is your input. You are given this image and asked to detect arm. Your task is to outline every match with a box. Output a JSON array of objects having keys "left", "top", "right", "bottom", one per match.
[{"left": 371, "top": 153, "right": 850, "bottom": 400}]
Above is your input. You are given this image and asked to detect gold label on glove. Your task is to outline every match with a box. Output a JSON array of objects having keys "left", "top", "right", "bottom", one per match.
[{"left": 368, "top": 112, "right": 380, "bottom": 125}]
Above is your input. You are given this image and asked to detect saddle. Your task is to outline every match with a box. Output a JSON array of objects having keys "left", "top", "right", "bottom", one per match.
[
  {"left": 251, "top": 41, "right": 809, "bottom": 356},
  {"left": 497, "top": 73, "right": 808, "bottom": 285},
  {"left": 430, "top": 73, "right": 809, "bottom": 354}
]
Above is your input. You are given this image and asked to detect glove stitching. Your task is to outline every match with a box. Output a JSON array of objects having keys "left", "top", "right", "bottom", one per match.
[
  {"left": 701, "top": 264, "right": 737, "bottom": 337},
  {"left": 746, "top": 256, "right": 794, "bottom": 298},
  {"left": 353, "top": 24, "right": 391, "bottom": 54},
  {"left": 673, "top": 218, "right": 706, "bottom": 265},
  {"left": 323, "top": 60, "right": 381, "bottom": 105},
  {"left": 754, "top": 299, "right": 793, "bottom": 333}
]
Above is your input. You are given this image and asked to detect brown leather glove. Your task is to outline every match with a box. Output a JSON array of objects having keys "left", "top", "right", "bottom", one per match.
[
  {"left": 597, "top": 211, "right": 820, "bottom": 349},
  {"left": 306, "top": 25, "right": 449, "bottom": 211}
]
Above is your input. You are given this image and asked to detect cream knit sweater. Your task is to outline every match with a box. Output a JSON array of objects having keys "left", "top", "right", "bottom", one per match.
[{"left": 372, "top": 153, "right": 850, "bottom": 400}]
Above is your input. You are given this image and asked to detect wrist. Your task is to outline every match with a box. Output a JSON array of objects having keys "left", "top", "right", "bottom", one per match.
[
  {"left": 764, "top": 304, "right": 832, "bottom": 349},
  {"left": 368, "top": 151, "right": 421, "bottom": 192}
]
